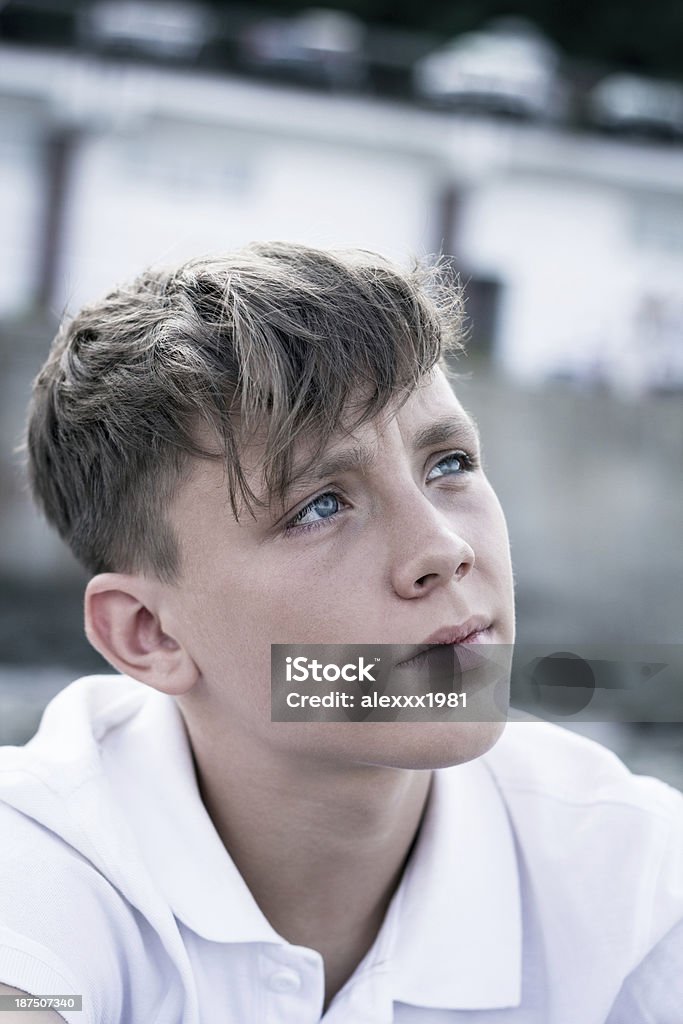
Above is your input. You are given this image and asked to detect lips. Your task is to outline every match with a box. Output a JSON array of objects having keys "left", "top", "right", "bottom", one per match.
[
  {"left": 396, "top": 616, "right": 492, "bottom": 667},
  {"left": 422, "top": 616, "right": 492, "bottom": 647}
]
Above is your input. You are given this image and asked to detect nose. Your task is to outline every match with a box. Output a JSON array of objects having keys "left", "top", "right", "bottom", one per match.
[{"left": 389, "top": 499, "right": 475, "bottom": 599}]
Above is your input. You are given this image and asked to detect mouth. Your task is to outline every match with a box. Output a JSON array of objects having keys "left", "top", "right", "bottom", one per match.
[{"left": 396, "top": 617, "right": 493, "bottom": 668}]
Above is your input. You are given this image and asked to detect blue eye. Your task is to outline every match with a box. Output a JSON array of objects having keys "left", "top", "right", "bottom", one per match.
[
  {"left": 287, "top": 492, "right": 342, "bottom": 531},
  {"left": 283, "top": 449, "right": 478, "bottom": 538},
  {"left": 427, "top": 450, "right": 477, "bottom": 480}
]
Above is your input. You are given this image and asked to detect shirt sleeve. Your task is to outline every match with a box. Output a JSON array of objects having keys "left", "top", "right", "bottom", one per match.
[
  {"left": 0, "top": 925, "right": 88, "bottom": 1024},
  {"left": 0, "top": 803, "right": 128, "bottom": 1024},
  {"left": 605, "top": 916, "right": 683, "bottom": 1024}
]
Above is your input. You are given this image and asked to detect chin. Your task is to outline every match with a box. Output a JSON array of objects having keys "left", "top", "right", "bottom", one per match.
[{"left": 353, "top": 720, "right": 508, "bottom": 771}]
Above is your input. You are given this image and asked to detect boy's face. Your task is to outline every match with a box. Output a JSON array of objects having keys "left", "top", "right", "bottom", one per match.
[{"left": 164, "top": 366, "right": 515, "bottom": 769}]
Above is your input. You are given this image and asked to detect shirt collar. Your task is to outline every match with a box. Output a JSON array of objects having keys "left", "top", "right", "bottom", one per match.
[
  {"left": 102, "top": 684, "right": 281, "bottom": 945},
  {"left": 105, "top": 685, "right": 522, "bottom": 1010},
  {"left": 388, "top": 754, "right": 523, "bottom": 1010}
]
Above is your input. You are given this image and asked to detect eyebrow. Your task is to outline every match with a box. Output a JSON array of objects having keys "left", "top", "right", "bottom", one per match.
[{"left": 276, "top": 413, "right": 481, "bottom": 504}]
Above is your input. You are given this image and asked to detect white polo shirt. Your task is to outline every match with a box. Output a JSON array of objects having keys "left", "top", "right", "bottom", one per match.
[{"left": 0, "top": 674, "right": 681, "bottom": 1024}]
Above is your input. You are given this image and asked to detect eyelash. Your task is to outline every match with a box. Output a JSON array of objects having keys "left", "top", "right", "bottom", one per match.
[{"left": 283, "top": 449, "right": 480, "bottom": 538}]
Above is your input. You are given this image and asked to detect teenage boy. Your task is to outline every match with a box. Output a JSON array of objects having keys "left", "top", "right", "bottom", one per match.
[{"left": 0, "top": 243, "right": 681, "bottom": 1023}]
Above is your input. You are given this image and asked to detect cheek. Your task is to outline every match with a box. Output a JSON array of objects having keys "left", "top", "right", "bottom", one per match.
[
  {"left": 183, "top": 557, "right": 357, "bottom": 675},
  {"left": 468, "top": 489, "right": 515, "bottom": 608},
  {"left": 474, "top": 482, "right": 511, "bottom": 552},
  {"left": 175, "top": 564, "right": 270, "bottom": 676}
]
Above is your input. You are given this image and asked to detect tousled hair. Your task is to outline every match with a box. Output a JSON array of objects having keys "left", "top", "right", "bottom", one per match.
[{"left": 16, "top": 242, "right": 467, "bottom": 585}]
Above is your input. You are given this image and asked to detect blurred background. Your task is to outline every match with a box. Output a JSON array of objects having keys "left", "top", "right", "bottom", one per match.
[{"left": 0, "top": 0, "right": 681, "bottom": 786}]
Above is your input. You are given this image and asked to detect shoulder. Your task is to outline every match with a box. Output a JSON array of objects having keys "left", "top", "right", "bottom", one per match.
[
  {"left": 0, "top": 796, "right": 185, "bottom": 1023},
  {"left": 0, "top": 800, "right": 132, "bottom": 1022},
  {"left": 482, "top": 721, "right": 683, "bottom": 957},
  {"left": 0, "top": 677, "right": 187, "bottom": 1021},
  {"left": 483, "top": 719, "right": 683, "bottom": 820}
]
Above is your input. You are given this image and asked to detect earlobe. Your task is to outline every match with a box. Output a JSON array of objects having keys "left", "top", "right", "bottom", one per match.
[{"left": 84, "top": 573, "right": 199, "bottom": 695}]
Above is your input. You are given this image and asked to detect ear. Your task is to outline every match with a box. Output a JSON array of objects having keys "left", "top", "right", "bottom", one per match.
[{"left": 84, "top": 573, "right": 199, "bottom": 696}]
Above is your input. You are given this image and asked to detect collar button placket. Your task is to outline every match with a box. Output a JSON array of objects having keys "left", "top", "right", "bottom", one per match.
[{"left": 268, "top": 967, "right": 302, "bottom": 994}]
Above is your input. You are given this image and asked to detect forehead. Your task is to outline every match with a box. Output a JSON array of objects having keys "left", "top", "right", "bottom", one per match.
[
  {"left": 249, "top": 366, "right": 472, "bottom": 474},
  {"left": 178, "top": 369, "right": 474, "bottom": 521}
]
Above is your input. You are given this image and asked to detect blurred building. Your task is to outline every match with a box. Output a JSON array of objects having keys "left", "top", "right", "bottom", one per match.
[{"left": 1, "top": 41, "right": 682, "bottom": 378}]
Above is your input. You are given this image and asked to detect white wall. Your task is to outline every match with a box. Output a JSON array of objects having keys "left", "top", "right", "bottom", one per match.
[
  {"left": 459, "top": 175, "right": 634, "bottom": 379},
  {"left": 58, "top": 115, "right": 435, "bottom": 312},
  {"left": 1, "top": 43, "right": 682, "bottom": 389}
]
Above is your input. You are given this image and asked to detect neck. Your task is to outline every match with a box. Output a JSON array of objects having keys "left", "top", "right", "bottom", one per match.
[{"left": 181, "top": 711, "right": 432, "bottom": 1012}]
